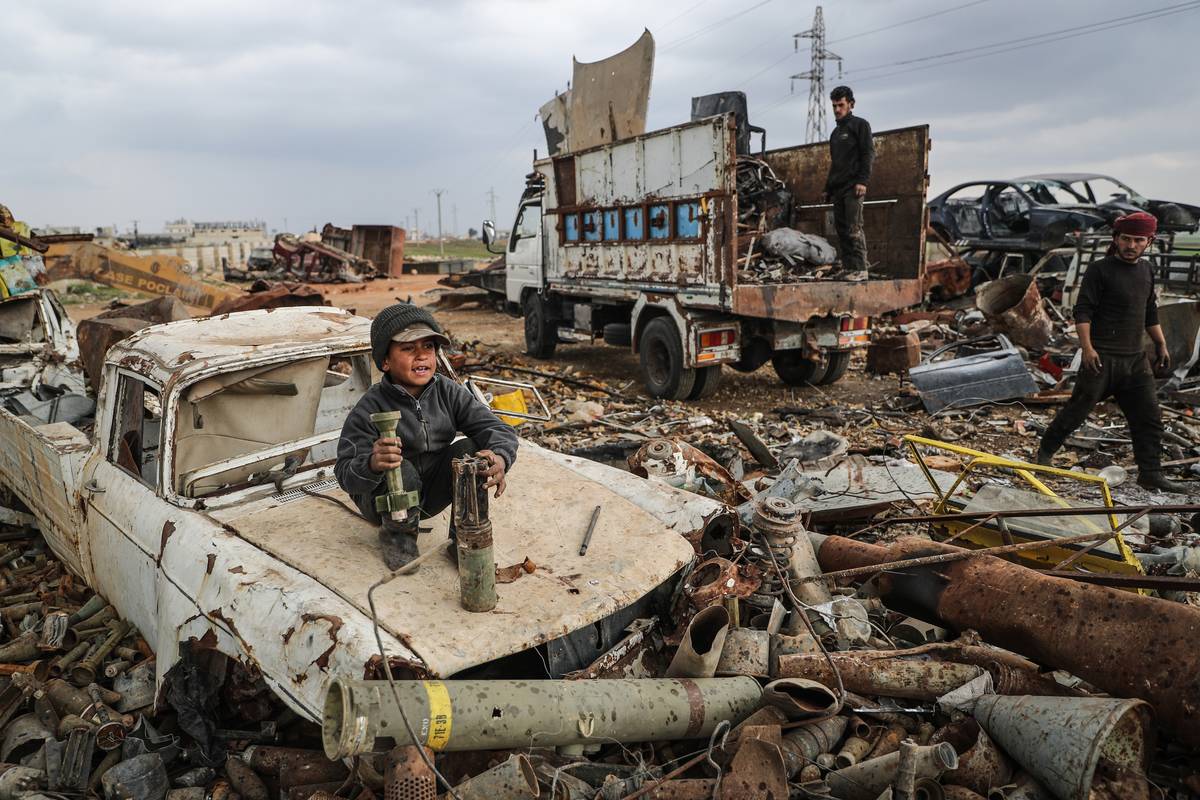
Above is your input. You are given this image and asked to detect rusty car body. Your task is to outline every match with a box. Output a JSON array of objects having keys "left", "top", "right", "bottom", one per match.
[{"left": 0, "top": 306, "right": 724, "bottom": 721}]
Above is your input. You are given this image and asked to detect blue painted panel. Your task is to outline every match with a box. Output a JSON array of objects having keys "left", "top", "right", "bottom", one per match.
[
  {"left": 603, "top": 209, "right": 621, "bottom": 241},
  {"left": 675, "top": 202, "right": 701, "bottom": 238},
  {"left": 563, "top": 214, "right": 580, "bottom": 242},
  {"left": 583, "top": 210, "right": 602, "bottom": 242},
  {"left": 624, "top": 207, "right": 644, "bottom": 240},
  {"left": 648, "top": 204, "right": 671, "bottom": 240}
]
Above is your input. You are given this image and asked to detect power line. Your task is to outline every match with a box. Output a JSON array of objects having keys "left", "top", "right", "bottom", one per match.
[
  {"left": 846, "top": 0, "right": 1200, "bottom": 77},
  {"left": 731, "top": 0, "right": 991, "bottom": 89},
  {"left": 660, "top": 0, "right": 775, "bottom": 52},
  {"left": 655, "top": 0, "right": 713, "bottom": 31},
  {"left": 827, "top": 0, "right": 991, "bottom": 44},
  {"left": 753, "top": 1, "right": 1199, "bottom": 117}
]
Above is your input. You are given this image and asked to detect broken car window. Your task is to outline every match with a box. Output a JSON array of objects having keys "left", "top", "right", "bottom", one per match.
[{"left": 109, "top": 375, "right": 163, "bottom": 489}]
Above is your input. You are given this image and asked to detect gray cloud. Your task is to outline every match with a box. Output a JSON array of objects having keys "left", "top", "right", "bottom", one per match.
[{"left": 3, "top": 0, "right": 1197, "bottom": 236}]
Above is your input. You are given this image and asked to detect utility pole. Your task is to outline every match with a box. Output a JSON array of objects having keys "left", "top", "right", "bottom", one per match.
[
  {"left": 452, "top": 203, "right": 458, "bottom": 239},
  {"left": 413, "top": 208, "right": 420, "bottom": 242},
  {"left": 486, "top": 187, "right": 498, "bottom": 223},
  {"left": 131, "top": 220, "right": 139, "bottom": 248},
  {"left": 791, "top": 6, "right": 843, "bottom": 144},
  {"left": 432, "top": 189, "right": 446, "bottom": 258}
]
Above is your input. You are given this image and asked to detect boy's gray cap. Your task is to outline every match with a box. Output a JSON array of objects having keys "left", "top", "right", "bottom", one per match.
[{"left": 392, "top": 326, "right": 451, "bottom": 345}]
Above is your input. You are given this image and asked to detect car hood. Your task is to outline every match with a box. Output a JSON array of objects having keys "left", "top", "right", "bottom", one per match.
[{"left": 213, "top": 441, "right": 710, "bottom": 675}]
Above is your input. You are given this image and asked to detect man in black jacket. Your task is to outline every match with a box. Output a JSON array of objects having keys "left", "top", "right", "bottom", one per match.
[
  {"left": 823, "top": 85, "right": 874, "bottom": 271},
  {"left": 335, "top": 303, "right": 519, "bottom": 568},
  {"left": 1038, "top": 212, "right": 1186, "bottom": 493}
]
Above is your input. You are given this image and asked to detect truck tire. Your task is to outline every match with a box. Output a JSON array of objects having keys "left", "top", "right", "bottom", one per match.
[
  {"left": 772, "top": 350, "right": 825, "bottom": 386},
  {"left": 816, "top": 350, "right": 852, "bottom": 385},
  {"left": 687, "top": 366, "right": 723, "bottom": 400},
  {"left": 523, "top": 293, "right": 557, "bottom": 358},
  {"left": 639, "top": 317, "right": 696, "bottom": 400},
  {"left": 603, "top": 323, "right": 632, "bottom": 347},
  {"left": 772, "top": 349, "right": 852, "bottom": 386},
  {"left": 731, "top": 338, "right": 770, "bottom": 373}
]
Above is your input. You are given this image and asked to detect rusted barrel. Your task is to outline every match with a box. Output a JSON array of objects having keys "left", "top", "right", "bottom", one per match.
[{"left": 975, "top": 275, "right": 1053, "bottom": 351}]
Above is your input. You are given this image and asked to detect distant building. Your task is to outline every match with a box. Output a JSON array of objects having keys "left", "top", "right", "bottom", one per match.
[{"left": 136, "top": 219, "right": 272, "bottom": 277}]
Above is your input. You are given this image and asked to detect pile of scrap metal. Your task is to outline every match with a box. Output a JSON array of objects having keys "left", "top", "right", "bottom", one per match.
[
  {"left": 225, "top": 234, "right": 377, "bottom": 284},
  {"left": 734, "top": 155, "right": 851, "bottom": 285},
  {"left": 0, "top": 508, "right": 360, "bottom": 800},
  {"left": 305, "top": 429, "right": 1200, "bottom": 799}
]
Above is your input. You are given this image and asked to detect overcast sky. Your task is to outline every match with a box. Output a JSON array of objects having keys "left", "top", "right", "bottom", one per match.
[{"left": 4, "top": 0, "right": 1198, "bottom": 237}]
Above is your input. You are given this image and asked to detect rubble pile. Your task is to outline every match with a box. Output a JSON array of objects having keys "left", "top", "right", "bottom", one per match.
[{"left": 733, "top": 156, "right": 864, "bottom": 285}]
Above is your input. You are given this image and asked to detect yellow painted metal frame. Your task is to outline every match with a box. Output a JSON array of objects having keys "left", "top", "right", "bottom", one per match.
[{"left": 903, "top": 435, "right": 1144, "bottom": 582}]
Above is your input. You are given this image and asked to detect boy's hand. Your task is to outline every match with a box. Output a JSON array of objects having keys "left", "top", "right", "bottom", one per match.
[
  {"left": 477, "top": 450, "right": 507, "bottom": 497},
  {"left": 370, "top": 437, "right": 403, "bottom": 473}
]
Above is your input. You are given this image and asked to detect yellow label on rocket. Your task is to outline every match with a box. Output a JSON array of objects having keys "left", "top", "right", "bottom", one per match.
[{"left": 423, "top": 681, "right": 452, "bottom": 750}]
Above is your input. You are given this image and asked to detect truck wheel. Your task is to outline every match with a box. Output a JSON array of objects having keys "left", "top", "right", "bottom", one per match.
[
  {"left": 603, "top": 323, "right": 632, "bottom": 347},
  {"left": 815, "top": 350, "right": 852, "bottom": 385},
  {"left": 523, "top": 293, "right": 557, "bottom": 358},
  {"left": 639, "top": 317, "right": 696, "bottom": 400},
  {"left": 772, "top": 350, "right": 825, "bottom": 386},
  {"left": 687, "top": 366, "right": 723, "bottom": 400},
  {"left": 731, "top": 339, "right": 770, "bottom": 373}
]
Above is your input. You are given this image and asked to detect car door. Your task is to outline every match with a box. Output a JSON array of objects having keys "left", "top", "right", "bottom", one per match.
[
  {"left": 80, "top": 368, "right": 180, "bottom": 646},
  {"left": 505, "top": 199, "right": 543, "bottom": 303}
]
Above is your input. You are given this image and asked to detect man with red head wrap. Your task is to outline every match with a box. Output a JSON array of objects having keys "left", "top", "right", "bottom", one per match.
[{"left": 1038, "top": 212, "right": 1188, "bottom": 493}]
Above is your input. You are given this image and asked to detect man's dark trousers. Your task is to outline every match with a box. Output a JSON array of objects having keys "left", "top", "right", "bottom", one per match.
[
  {"left": 1041, "top": 353, "right": 1164, "bottom": 472},
  {"left": 832, "top": 186, "right": 868, "bottom": 270}
]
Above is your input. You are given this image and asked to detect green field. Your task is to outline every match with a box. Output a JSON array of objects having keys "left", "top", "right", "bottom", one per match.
[{"left": 405, "top": 238, "right": 501, "bottom": 260}]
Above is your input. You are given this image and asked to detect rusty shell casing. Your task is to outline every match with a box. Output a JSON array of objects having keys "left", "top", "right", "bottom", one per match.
[
  {"left": 834, "top": 736, "right": 872, "bottom": 769},
  {"left": 827, "top": 741, "right": 958, "bottom": 800},
  {"left": 0, "top": 632, "right": 40, "bottom": 663},
  {"left": 70, "top": 604, "right": 116, "bottom": 634},
  {"left": 453, "top": 455, "right": 496, "bottom": 613},
  {"left": 242, "top": 746, "right": 349, "bottom": 786},
  {"left": 780, "top": 716, "right": 849, "bottom": 778},
  {"left": 66, "top": 595, "right": 107, "bottom": 626},
  {"left": 810, "top": 533, "right": 1200, "bottom": 748},
  {"left": 322, "top": 677, "right": 763, "bottom": 759}
]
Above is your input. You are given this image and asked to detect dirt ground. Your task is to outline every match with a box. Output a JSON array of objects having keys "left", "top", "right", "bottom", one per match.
[{"left": 65, "top": 274, "right": 1194, "bottom": 503}]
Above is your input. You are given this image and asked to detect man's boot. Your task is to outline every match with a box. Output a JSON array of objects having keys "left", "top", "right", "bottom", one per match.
[
  {"left": 379, "top": 517, "right": 420, "bottom": 571},
  {"left": 1137, "top": 471, "right": 1190, "bottom": 494},
  {"left": 1034, "top": 443, "right": 1057, "bottom": 467}
]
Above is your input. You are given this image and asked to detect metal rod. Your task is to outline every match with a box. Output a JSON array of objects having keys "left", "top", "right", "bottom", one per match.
[
  {"left": 803, "top": 528, "right": 1148, "bottom": 584},
  {"left": 859, "top": 503, "right": 1200, "bottom": 528},
  {"left": 579, "top": 505, "right": 602, "bottom": 556}
]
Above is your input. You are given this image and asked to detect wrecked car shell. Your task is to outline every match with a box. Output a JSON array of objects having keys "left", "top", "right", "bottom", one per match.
[{"left": 0, "top": 307, "right": 720, "bottom": 721}]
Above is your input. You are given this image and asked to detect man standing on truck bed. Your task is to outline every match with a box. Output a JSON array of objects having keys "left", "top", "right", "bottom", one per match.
[
  {"left": 1037, "top": 212, "right": 1188, "bottom": 494},
  {"left": 823, "top": 86, "right": 873, "bottom": 271}
]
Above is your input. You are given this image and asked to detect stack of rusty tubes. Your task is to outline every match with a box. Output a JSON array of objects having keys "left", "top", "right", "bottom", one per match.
[{"left": 0, "top": 518, "right": 362, "bottom": 800}]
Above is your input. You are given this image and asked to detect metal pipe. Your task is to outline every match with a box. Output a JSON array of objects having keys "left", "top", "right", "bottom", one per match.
[
  {"left": 67, "top": 596, "right": 109, "bottom": 626},
  {"left": 453, "top": 455, "right": 496, "bottom": 613},
  {"left": 812, "top": 534, "right": 1200, "bottom": 747},
  {"left": 322, "top": 677, "right": 763, "bottom": 758},
  {"left": 776, "top": 654, "right": 984, "bottom": 701}
]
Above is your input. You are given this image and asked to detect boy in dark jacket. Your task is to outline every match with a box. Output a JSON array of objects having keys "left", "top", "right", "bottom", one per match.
[{"left": 335, "top": 303, "right": 518, "bottom": 569}]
